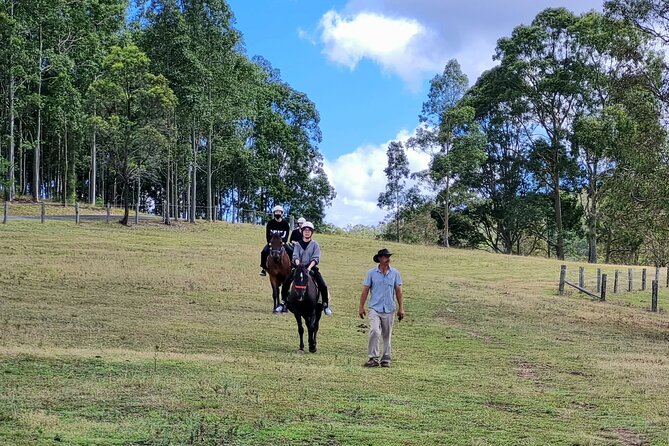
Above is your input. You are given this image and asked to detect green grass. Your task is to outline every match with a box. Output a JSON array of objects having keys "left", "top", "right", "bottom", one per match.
[{"left": 1, "top": 221, "right": 668, "bottom": 445}]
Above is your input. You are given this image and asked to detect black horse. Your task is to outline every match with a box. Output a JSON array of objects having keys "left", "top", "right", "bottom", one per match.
[{"left": 287, "top": 263, "right": 323, "bottom": 353}]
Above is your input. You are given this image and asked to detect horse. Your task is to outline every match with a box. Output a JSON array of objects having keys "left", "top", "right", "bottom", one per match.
[
  {"left": 266, "top": 233, "right": 292, "bottom": 313},
  {"left": 287, "top": 263, "right": 323, "bottom": 353}
]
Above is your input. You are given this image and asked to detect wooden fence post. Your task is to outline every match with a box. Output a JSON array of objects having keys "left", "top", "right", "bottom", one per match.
[
  {"left": 628, "top": 268, "right": 633, "bottom": 292},
  {"left": 75, "top": 202, "right": 80, "bottom": 224},
  {"left": 655, "top": 267, "right": 660, "bottom": 286},
  {"left": 597, "top": 268, "right": 602, "bottom": 293},
  {"left": 578, "top": 267, "right": 584, "bottom": 291},
  {"left": 2, "top": 201, "right": 7, "bottom": 224},
  {"left": 666, "top": 266, "right": 669, "bottom": 288},
  {"left": 651, "top": 280, "right": 658, "bottom": 312},
  {"left": 106, "top": 204, "right": 110, "bottom": 224},
  {"left": 614, "top": 270, "right": 619, "bottom": 294},
  {"left": 559, "top": 265, "right": 567, "bottom": 295},
  {"left": 642, "top": 268, "right": 647, "bottom": 291},
  {"left": 41, "top": 202, "right": 45, "bottom": 223},
  {"left": 601, "top": 274, "right": 607, "bottom": 301}
]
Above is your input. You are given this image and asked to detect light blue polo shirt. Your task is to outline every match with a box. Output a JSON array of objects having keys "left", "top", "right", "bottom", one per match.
[{"left": 363, "top": 266, "right": 403, "bottom": 313}]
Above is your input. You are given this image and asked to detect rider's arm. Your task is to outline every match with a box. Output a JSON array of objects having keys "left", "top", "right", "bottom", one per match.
[
  {"left": 266, "top": 222, "right": 271, "bottom": 244},
  {"left": 307, "top": 243, "right": 320, "bottom": 271}
]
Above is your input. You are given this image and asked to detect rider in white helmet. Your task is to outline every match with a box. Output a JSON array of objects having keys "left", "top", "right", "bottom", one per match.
[
  {"left": 259, "top": 205, "right": 293, "bottom": 276},
  {"left": 290, "top": 217, "right": 306, "bottom": 245},
  {"left": 279, "top": 221, "right": 332, "bottom": 316}
]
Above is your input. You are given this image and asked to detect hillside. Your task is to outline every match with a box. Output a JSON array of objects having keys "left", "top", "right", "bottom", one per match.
[{"left": 0, "top": 221, "right": 668, "bottom": 445}]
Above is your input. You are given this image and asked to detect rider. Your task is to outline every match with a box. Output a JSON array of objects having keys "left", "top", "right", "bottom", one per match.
[
  {"left": 290, "top": 217, "right": 306, "bottom": 245},
  {"left": 259, "top": 205, "right": 293, "bottom": 277},
  {"left": 279, "top": 221, "right": 332, "bottom": 316}
]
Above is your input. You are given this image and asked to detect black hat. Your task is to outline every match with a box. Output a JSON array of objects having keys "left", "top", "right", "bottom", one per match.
[{"left": 373, "top": 248, "right": 393, "bottom": 263}]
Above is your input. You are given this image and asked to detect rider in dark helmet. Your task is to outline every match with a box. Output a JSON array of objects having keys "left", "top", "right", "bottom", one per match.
[
  {"left": 259, "top": 205, "right": 293, "bottom": 276},
  {"left": 278, "top": 221, "right": 332, "bottom": 315}
]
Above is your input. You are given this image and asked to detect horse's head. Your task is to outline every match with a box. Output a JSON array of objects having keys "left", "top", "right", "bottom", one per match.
[
  {"left": 291, "top": 264, "right": 313, "bottom": 302},
  {"left": 269, "top": 233, "right": 284, "bottom": 261}
]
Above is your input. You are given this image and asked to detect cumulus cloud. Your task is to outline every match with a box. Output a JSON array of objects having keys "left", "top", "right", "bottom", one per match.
[
  {"left": 316, "top": 0, "right": 603, "bottom": 87},
  {"left": 318, "top": 10, "right": 442, "bottom": 88},
  {"left": 322, "top": 129, "right": 431, "bottom": 227}
]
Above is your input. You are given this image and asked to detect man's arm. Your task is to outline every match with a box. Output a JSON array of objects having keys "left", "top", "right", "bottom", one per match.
[
  {"left": 395, "top": 285, "right": 404, "bottom": 321},
  {"left": 359, "top": 286, "right": 370, "bottom": 319},
  {"left": 265, "top": 223, "right": 271, "bottom": 244}
]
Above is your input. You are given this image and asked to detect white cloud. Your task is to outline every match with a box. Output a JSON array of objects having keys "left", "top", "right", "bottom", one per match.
[
  {"left": 318, "top": 10, "right": 441, "bottom": 88},
  {"left": 316, "top": 0, "right": 604, "bottom": 88},
  {"left": 322, "top": 128, "right": 431, "bottom": 227}
]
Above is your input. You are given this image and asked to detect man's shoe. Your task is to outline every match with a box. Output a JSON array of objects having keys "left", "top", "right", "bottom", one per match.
[
  {"left": 380, "top": 360, "right": 391, "bottom": 368},
  {"left": 323, "top": 306, "right": 333, "bottom": 316},
  {"left": 259, "top": 270, "right": 267, "bottom": 277},
  {"left": 274, "top": 303, "right": 286, "bottom": 313},
  {"left": 363, "top": 358, "right": 380, "bottom": 368}
]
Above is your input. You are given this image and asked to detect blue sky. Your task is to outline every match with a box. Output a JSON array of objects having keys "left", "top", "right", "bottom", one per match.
[{"left": 226, "top": 0, "right": 604, "bottom": 227}]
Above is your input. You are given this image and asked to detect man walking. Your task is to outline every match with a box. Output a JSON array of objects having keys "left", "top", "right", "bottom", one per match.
[{"left": 359, "top": 248, "right": 404, "bottom": 368}]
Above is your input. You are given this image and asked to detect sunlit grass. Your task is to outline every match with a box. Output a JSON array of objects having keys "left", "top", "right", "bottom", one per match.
[{"left": 1, "top": 221, "right": 668, "bottom": 445}]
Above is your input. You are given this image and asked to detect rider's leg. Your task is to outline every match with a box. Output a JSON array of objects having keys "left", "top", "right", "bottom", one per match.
[
  {"left": 311, "top": 268, "right": 330, "bottom": 312},
  {"left": 285, "top": 243, "right": 294, "bottom": 261},
  {"left": 260, "top": 245, "right": 270, "bottom": 275}
]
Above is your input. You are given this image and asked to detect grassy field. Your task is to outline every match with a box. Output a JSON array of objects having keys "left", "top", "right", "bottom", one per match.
[{"left": 1, "top": 221, "right": 668, "bottom": 445}]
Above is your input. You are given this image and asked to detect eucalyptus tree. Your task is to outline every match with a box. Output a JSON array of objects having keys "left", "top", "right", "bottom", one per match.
[
  {"left": 464, "top": 66, "right": 538, "bottom": 254},
  {"left": 409, "top": 59, "right": 470, "bottom": 247},
  {"left": 378, "top": 140, "right": 410, "bottom": 242},
  {"left": 248, "top": 56, "right": 334, "bottom": 222},
  {"left": 89, "top": 44, "right": 176, "bottom": 224},
  {"left": 495, "top": 8, "right": 596, "bottom": 260}
]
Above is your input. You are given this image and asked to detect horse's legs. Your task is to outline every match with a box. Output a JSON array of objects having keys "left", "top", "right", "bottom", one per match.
[
  {"left": 294, "top": 313, "right": 305, "bottom": 351},
  {"left": 307, "top": 314, "right": 318, "bottom": 353},
  {"left": 271, "top": 280, "right": 280, "bottom": 313},
  {"left": 312, "top": 305, "right": 322, "bottom": 351}
]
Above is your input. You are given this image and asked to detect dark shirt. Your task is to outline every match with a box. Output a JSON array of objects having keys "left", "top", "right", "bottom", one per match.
[
  {"left": 298, "top": 239, "right": 311, "bottom": 251},
  {"left": 290, "top": 228, "right": 303, "bottom": 244},
  {"left": 266, "top": 219, "right": 291, "bottom": 243}
]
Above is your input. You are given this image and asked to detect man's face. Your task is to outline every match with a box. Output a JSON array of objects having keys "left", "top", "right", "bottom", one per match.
[
  {"left": 379, "top": 255, "right": 390, "bottom": 265},
  {"left": 274, "top": 212, "right": 282, "bottom": 220},
  {"left": 302, "top": 228, "right": 313, "bottom": 239}
]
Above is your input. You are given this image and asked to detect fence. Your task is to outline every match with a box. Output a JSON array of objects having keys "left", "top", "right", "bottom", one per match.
[
  {"left": 2, "top": 201, "right": 295, "bottom": 228},
  {"left": 558, "top": 264, "right": 665, "bottom": 312}
]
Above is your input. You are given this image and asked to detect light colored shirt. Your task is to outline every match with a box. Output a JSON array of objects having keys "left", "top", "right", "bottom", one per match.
[
  {"left": 363, "top": 266, "right": 402, "bottom": 313},
  {"left": 293, "top": 239, "right": 321, "bottom": 266}
]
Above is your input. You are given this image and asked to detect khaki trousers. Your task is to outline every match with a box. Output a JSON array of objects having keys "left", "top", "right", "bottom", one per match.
[{"left": 368, "top": 308, "right": 395, "bottom": 362}]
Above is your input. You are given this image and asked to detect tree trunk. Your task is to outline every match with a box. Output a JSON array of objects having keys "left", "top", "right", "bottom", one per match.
[
  {"left": 207, "top": 122, "right": 213, "bottom": 222},
  {"left": 33, "top": 25, "right": 43, "bottom": 202},
  {"left": 552, "top": 153, "right": 564, "bottom": 260},
  {"left": 190, "top": 127, "right": 196, "bottom": 223},
  {"left": 443, "top": 178, "right": 451, "bottom": 248},
  {"left": 8, "top": 20, "right": 15, "bottom": 201},
  {"left": 90, "top": 105, "right": 97, "bottom": 205}
]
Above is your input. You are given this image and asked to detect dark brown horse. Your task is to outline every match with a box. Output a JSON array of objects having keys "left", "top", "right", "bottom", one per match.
[
  {"left": 267, "top": 233, "right": 292, "bottom": 313},
  {"left": 287, "top": 263, "right": 323, "bottom": 353}
]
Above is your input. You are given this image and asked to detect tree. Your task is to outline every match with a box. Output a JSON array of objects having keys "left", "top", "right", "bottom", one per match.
[
  {"left": 378, "top": 141, "right": 410, "bottom": 242},
  {"left": 89, "top": 44, "right": 176, "bottom": 224},
  {"left": 409, "top": 59, "right": 470, "bottom": 247},
  {"left": 495, "top": 8, "right": 593, "bottom": 260}
]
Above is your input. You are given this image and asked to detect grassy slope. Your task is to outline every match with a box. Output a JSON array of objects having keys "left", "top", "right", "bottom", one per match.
[{"left": 0, "top": 222, "right": 668, "bottom": 446}]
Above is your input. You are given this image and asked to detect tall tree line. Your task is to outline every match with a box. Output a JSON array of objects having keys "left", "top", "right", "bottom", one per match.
[
  {"left": 379, "top": 5, "right": 669, "bottom": 266},
  {"left": 0, "top": 0, "right": 335, "bottom": 224}
]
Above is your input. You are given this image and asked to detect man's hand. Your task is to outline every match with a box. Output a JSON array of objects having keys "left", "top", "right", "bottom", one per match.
[
  {"left": 359, "top": 306, "right": 366, "bottom": 319},
  {"left": 397, "top": 307, "right": 405, "bottom": 321}
]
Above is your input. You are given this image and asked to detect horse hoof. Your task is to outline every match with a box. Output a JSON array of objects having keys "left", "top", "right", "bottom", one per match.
[
  {"left": 309, "top": 347, "right": 317, "bottom": 353},
  {"left": 297, "top": 349, "right": 304, "bottom": 354}
]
